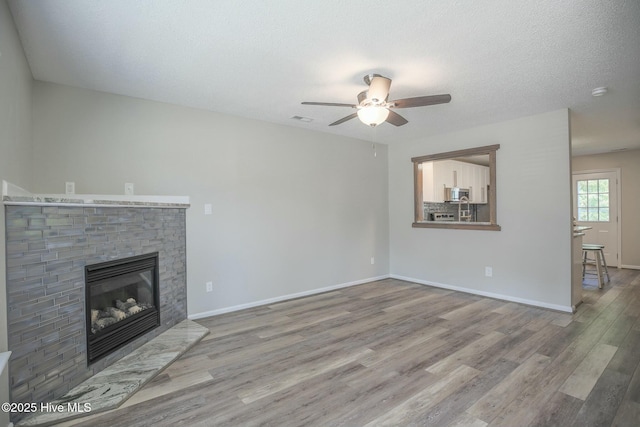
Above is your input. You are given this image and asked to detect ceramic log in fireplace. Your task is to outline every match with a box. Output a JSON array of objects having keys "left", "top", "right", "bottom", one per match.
[{"left": 85, "top": 253, "right": 160, "bottom": 364}]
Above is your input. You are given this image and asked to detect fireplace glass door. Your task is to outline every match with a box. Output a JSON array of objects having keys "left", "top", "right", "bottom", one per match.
[{"left": 85, "top": 252, "right": 160, "bottom": 363}]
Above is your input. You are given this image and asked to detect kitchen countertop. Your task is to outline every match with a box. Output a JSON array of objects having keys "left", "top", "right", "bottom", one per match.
[
  {"left": 424, "top": 221, "right": 493, "bottom": 225},
  {"left": 573, "top": 225, "right": 591, "bottom": 238}
]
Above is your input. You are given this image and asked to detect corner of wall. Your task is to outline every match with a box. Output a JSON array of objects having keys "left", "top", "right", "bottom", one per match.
[
  {"left": 0, "top": 207, "right": 6, "bottom": 353},
  {"left": 1, "top": 2, "right": 36, "bottom": 421},
  {"left": 0, "top": 208, "right": 9, "bottom": 427}
]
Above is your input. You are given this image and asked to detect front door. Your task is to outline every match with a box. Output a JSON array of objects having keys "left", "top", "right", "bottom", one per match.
[{"left": 572, "top": 171, "right": 619, "bottom": 267}]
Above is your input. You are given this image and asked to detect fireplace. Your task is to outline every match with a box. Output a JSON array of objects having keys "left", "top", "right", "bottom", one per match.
[
  {"left": 85, "top": 252, "right": 161, "bottom": 364},
  {"left": 5, "top": 196, "right": 187, "bottom": 410}
]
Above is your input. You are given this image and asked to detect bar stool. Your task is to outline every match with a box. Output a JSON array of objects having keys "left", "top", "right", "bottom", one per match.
[{"left": 582, "top": 244, "right": 610, "bottom": 288}]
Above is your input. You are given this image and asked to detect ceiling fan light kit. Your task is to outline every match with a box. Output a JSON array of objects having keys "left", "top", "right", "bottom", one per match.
[
  {"left": 302, "top": 74, "right": 451, "bottom": 128},
  {"left": 357, "top": 105, "right": 390, "bottom": 127}
]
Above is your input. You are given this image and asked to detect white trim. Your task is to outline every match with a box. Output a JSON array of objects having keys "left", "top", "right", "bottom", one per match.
[
  {"left": 1, "top": 180, "right": 31, "bottom": 197},
  {"left": 572, "top": 168, "right": 620, "bottom": 175},
  {"left": 621, "top": 265, "right": 640, "bottom": 270},
  {"left": 188, "top": 275, "right": 391, "bottom": 320},
  {"left": 572, "top": 168, "right": 622, "bottom": 268},
  {"left": 0, "top": 351, "right": 10, "bottom": 376},
  {"left": 2, "top": 180, "right": 190, "bottom": 208},
  {"left": 390, "top": 274, "right": 574, "bottom": 313},
  {"left": 3, "top": 201, "right": 189, "bottom": 209}
]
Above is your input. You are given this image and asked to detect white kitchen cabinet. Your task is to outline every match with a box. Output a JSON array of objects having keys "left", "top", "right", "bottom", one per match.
[
  {"left": 456, "top": 163, "right": 471, "bottom": 189},
  {"left": 468, "top": 164, "right": 489, "bottom": 204},
  {"left": 422, "top": 161, "right": 436, "bottom": 202},
  {"left": 422, "top": 160, "right": 448, "bottom": 202},
  {"left": 422, "top": 159, "right": 489, "bottom": 204},
  {"left": 480, "top": 165, "right": 489, "bottom": 204},
  {"left": 437, "top": 160, "right": 454, "bottom": 188}
]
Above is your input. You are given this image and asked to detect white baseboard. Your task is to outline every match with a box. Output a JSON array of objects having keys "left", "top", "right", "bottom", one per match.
[
  {"left": 390, "top": 274, "right": 574, "bottom": 313},
  {"left": 621, "top": 264, "right": 640, "bottom": 270},
  {"left": 188, "top": 275, "right": 391, "bottom": 320}
]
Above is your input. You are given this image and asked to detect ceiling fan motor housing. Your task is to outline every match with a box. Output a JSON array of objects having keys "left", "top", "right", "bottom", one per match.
[
  {"left": 366, "top": 75, "right": 392, "bottom": 104},
  {"left": 357, "top": 90, "right": 369, "bottom": 106}
]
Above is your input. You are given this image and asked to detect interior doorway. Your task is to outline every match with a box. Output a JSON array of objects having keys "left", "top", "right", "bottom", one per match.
[{"left": 572, "top": 170, "right": 621, "bottom": 268}]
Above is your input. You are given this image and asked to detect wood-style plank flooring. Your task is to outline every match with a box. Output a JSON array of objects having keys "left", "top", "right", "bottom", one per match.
[{"left": 61, "top": 269, "right": 640, "bottom": 426}]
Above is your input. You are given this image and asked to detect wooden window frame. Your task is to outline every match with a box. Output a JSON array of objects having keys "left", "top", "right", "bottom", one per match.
[{"left": 411, "top": 144, "right": 501, "bottom": 231}]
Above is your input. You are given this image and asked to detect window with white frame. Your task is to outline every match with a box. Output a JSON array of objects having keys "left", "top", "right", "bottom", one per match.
[{"left": 576, "top": 179, "right": 609, "bottom": 222}]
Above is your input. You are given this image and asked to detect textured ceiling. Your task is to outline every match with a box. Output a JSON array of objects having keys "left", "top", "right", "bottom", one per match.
[{"left": 7, "top": 0, "right": 640, "bottom": 155}]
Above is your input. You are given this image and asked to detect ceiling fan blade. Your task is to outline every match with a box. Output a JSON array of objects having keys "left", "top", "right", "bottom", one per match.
[
  {"left": 302, "top": 102, "right": 356, "bottom": 107},
  {"left": 385, "top": 110, "right": 408, "bottom": 126},
  {"left": 329, "top": 113, "right": 358, "bottom": 126},
  {"left": 367, "top": 75, "right": 391, "bottom": 103},
  {"left": 391, "top": 94, "right": 452, "bottom": 108}
]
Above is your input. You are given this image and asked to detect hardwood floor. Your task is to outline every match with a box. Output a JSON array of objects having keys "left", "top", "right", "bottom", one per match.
[{"left": 61, "top": 269, "right": 640, "bottom": 427}]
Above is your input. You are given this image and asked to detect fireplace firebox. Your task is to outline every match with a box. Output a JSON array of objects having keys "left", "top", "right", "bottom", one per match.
[{"left": 85, "top": 252, "right": 160, "bottom": 364}]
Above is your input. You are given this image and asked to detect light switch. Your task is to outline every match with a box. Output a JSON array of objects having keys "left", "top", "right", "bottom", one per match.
[{"left": 204, "top": 204, "right": 212, "bottom": 215}]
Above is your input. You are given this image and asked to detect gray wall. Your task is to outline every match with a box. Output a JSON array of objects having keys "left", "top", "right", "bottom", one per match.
[
  {"left": 388, "top": 109, "right": 573, "bottom": 310},
  {"left": 1, "top": 1, "right": 33, "bottom": 425},
  {"left": 31, "top": 82, "right": 390, "bottom": 318},
  {"left": 0, "top": 0, "right": 32, "bottom": 190},
  {"left": 572, "top": 149, "right": 640, "bottom": 268}
]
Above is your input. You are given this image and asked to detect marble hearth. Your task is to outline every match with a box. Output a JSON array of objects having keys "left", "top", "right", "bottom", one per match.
[
  {"left": 16, "top": 319, "right": 208, "bottom": 427},
  {"left": 2, "top": 182, "right": 191, "bottom": 424}
]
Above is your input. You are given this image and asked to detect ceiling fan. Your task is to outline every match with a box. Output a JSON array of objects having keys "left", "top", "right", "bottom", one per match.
[{"left": 302, "top": 74, "right": 451, "bottom": 127}]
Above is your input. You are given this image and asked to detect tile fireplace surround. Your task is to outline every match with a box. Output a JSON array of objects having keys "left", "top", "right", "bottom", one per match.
[{"left": 2, "top": 182, "right": 190, "bottom": 421}]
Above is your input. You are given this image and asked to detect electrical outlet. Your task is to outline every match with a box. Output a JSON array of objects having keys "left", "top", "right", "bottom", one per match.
[
  {"left": 124, "top": 183, "right": 134, "bottom": 195},
  {"left": 485, "top": 266, "right": 493, "bottom": 277},
  {"left": 65, "top": 182, "right": 75, "bottom": 195},
  {"left": 370, "top": 257, "right": 375, "bottom": 265},
  {"left": 206, "top": 281, "right": 213, "bottom": 292},
  {"left": 204, "top": 204, "right": 212, "bottom": 215}
]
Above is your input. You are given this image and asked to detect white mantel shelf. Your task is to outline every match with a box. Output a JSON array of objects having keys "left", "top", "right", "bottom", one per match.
[{"left": 2, "top": 181, "right": 189, "bottom": 209}]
